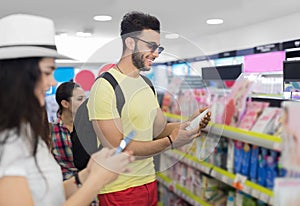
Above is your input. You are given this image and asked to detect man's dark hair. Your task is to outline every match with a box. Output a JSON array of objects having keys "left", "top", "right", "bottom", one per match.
[{"left": 120, "top": 11, "right": 160, "bottom": 43}]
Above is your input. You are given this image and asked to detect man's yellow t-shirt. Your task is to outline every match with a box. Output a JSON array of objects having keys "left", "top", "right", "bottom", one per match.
[{"left": 87, "top": 69, "right": 159, "bottom": 194}]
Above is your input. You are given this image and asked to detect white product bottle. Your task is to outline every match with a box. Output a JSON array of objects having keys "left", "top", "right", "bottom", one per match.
[{"left": 226, "top": 196, "right": 234, "bottom": 206}]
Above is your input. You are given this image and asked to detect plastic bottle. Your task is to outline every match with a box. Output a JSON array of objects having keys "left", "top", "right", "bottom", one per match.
[
  {"left": 226, "top": 196, "right": 235, "bottom": 206},
  {"left": 227, "top": 191, "right": 235, "bottom": 206}
]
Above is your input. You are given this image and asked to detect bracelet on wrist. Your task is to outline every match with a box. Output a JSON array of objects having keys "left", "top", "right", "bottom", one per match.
[
  {"left": 74, "top": 172, "right": 82, "bottom": 188},
  {"left": 167, "top": 135, "right": 174, "bottom": 150}
]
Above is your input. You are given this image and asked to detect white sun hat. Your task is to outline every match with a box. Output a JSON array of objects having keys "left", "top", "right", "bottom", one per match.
[{"left": 0, "top": 14, "right": 71, "bottom": 60}]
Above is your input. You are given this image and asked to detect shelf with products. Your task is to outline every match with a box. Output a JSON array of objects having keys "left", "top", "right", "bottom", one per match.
[
  {"left": 204, "top": 123, "right": 282, "bottom": 151},
  {"left": 163, "top": 112, "right": 188, "bottom": 122},
  {"left": 162, "top": 111, "right": 282, "bottom": 151},
  {"left": 160, "top": 72, "right": 291, "bottom": 205},
  {"left": 163, "top": 149, "right": 274, "bottom": 204},
  {"left": 157, "top": 172, "right": 212, "bottom": 206}
]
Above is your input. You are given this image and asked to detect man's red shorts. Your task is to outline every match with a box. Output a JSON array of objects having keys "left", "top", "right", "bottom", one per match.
[{"left": 98, "top": 180, "right": 158, "bottom": 206}]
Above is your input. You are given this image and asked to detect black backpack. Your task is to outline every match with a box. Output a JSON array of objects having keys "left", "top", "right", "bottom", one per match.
[{"left": 71, "top": 72, "right": 155, "bottom": 170}]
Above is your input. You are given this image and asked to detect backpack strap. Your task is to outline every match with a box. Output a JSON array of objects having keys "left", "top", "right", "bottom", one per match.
[
  {"left": 96, "top": 72, "right": 156, "bottom": 116},
  {"left": 97, "top": 72, "right": 125, "bottom": 116},
  {"left": 140, "top": 74, "right": 156, "bottom": 95}
]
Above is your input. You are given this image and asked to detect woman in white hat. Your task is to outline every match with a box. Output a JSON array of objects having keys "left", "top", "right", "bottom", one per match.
[{"left": 0, "top": 14, "right": 133, "bottom": 206}]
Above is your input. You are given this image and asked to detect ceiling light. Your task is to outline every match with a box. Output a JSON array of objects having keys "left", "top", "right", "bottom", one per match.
[
  {"left": 93, "top": 15, "right": 112, "bottom": 21},
  {"left": 76, "top": 32, "right": 92, "bottom": 37},
  {"left": 165, "top": 33, "right": 180, "bottom": 39},
  {"left": 56, "top": 31, "right": 68, "bottom": 37},
  {"left": 58, "top": 33, "right": 68, "bottom": 37},
  {"left": 206, "top": 18, "right": 224, "bottom": 25}
]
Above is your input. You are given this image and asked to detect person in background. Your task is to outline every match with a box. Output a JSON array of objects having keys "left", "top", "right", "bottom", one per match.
[
  {"left": 87, "top": 11, "right": 211, "bottom": 205},
  {"left": 0, "top": 14, "right": 133, "bottom": 206},
  {"left": 51, "top": 82, "right": 86, "bottom": 180}
]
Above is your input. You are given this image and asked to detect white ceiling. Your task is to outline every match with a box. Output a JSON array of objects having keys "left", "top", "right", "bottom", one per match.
[{"left": 1, "top": 0, "right": 300, "bottom": 62}]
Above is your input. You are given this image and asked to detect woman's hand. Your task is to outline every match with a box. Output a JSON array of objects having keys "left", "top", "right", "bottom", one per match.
[{"left": 86, "top": 148, "right": 134, "bottom": 187}]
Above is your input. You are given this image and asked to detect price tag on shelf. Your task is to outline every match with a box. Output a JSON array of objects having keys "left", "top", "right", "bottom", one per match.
[
  {"left": 251, "top": 189, "right": 260, "bottom": 199},
  {"left": 273, "top": 142, "right": 281, "bottom": 151},
  {"left": 203, "top": 166, "right": 210, "bottom": 174},
  {"left": 243, "top": 185, "right": 251, "bottom": 194},
  {"left": 233, "top": 173, "right": 247, "bottom": 190},
  {"left": 195, "top": 164, "right": 202, "bottom": 171},
  {"left": 222, "top": 175, "right": 229, "bottom": 184},
  {"left": 186, "top": 196, "right": 192, "bottom": 204},
  {"left": 210, "top": 170, "right": 217, "bottom": 178},
  {"left": 191, "top": 160, "right": 197, "bottom": 168},
  {"left": 198, "top": 165, "right": 204, "bottom": 172},
  {"left": 260, "top": 193, "right": 269, "bottom": 203}
]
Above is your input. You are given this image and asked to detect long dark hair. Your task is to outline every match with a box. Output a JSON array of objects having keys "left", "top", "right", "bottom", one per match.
[
  {"left": 56, "top": 81, "right": 81, "bottom": 117},
  {"left": 0, "top": 57, "right": 50, "bottom": 155}
]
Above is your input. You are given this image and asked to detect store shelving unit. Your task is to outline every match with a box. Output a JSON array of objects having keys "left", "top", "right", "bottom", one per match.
[
  {"left": 157, "top": 172, "right": 211, "bottom": 206},
  {"left": 162, "top": 113, "right": 282, "bottom": 150},
  {"left": 205, "top": 123, "right": 282, "bottom": 151},
  {"left": 160, "top": 109, "right": 282, "bottom": 205},
  {"left": 163, "top": 149, "right": 274, "bottom": 205}
]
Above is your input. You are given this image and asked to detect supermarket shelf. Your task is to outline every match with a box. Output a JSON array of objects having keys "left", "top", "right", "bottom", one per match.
[
  {"left": 157, "top": 172, "right": 211, "bottom": 206},
  {"left": 163, "top": 112, "right": 281, "bottom": 150},
  {"left": 165, "top": 150, "right": 214, "bottom": 175},
  {"left": 211, "top": 166, "right": 274, "bottom": 204},
  {"left": 205, "top": 123, "right": 281, "bottom": 151},
  {"left": 163, "top": 112, "right": 188, "bottom": 121},
  {"left": 164, "top": 150, "right": 274, "bottom": 204},
  {"left": 250, "top": 93, "right": 284, "bottom": 99}
]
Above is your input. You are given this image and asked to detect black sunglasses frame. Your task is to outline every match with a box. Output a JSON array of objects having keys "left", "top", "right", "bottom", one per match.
[{"left": 131, "top": 36, "right": 164, "bottom": 54}]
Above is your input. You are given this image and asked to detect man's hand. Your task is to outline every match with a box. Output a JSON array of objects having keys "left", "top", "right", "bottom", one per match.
[
  {"left": 189, "top": 107, "right": 211, "bottom": 130},
  {"left": 168, "top": 121, "right": 199, "bottom": 149}
]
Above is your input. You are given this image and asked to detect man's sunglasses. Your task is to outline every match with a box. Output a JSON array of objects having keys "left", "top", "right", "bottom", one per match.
[{"left": 131, "top": 36, "right": 164, "bottom": 54}]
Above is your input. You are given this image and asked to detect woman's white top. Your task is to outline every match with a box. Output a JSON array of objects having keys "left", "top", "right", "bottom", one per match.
[{"left": 0, "top": 124, "right": 65, "bottom": 206}]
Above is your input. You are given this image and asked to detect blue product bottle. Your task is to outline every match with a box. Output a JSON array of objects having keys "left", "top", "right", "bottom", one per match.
[
  {"left": 234, "top": 141, "right": 244, "bottom": 174},
  {"left": 249, "top": 145, "right": 259, "bottom": 183},
  {"left": 241, "top": 143, "right": 252, "bottom": 177},
  {"left": 226, "top": 196, "right": 234, "bottom": 206},
  {"left": 257, "top": 148, "right": 267, "bottom": 187},
  {"left": 266, "top": 151, "right": 277, "bottom": 189}
]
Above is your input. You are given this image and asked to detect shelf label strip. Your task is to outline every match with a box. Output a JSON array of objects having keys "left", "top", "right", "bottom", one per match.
[{"left": 211, "top": 123, "right": 281, "bottom": 143}]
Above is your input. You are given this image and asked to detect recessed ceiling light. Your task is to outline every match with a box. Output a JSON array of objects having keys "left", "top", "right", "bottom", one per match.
[
  {"left": 58, "top": 33, "right": 68, "bottom": 37},
  {"left": 165, "top": 33, "right": 180, "bottom": 39},
  {"left": 93, "top": 15, "right": 112, "bottom": 21},
  {"left": 76, "top": 32, "right": 92, "bottom": 37},
  {"left": 55, "top": 31, "right": 68, "bottom": 37},
  {"left": 206, "top": 18, "right": 224, "bottom": 25}
]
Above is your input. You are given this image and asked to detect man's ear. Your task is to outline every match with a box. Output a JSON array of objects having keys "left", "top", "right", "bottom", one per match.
[
  {"left": 125, "top": 37, "right": 135, "bottom": 51},
  {"left": 61, "top": 99, "right": 70, "bottom": 109}
]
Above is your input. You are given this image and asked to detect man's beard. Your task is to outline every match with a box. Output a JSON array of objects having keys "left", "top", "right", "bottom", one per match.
[{"left": 132, "top": 46, "right": 148, "bottom": 71}]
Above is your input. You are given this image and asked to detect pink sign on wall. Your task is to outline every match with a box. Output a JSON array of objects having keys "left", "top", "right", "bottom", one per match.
[
  {"left": 244, "top": 51, "right": 285, "bottom": 73},
  {"left": 75, "top": 70, "right": 95, "bottom": 91}
]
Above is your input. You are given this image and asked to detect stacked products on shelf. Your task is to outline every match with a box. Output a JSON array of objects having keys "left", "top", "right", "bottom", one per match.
[
  {"left": 273, "top": 101, "right": 300, "bottom": 206},
  {"left": 159, "top": 152, "right": 271, "bottom": 206},
  {"left": 158, "top": 73, "right": 298, "bottom": 205}
]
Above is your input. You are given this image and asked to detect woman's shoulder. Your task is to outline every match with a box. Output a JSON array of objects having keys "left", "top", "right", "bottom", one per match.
[{"left": 0, "top": 128, "right": 34, "bottom": 176}]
